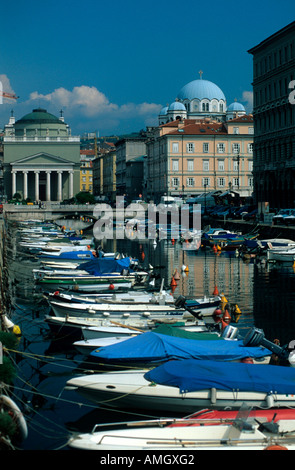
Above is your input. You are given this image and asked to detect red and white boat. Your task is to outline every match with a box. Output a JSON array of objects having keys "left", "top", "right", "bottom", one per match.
[{"left": 67, "top": 407, "right": 295, "bottom": 450}]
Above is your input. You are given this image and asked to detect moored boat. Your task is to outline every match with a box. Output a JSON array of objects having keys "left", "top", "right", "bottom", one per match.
[
  {"left": 67, "top": 407, "right": 295, "bottom": 450},
  {"left": 65, "top": 359, "right": 295, "bottom": 414}
]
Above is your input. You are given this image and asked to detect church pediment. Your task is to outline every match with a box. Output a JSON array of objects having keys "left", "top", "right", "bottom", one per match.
[{"left": 10, "top": 152, "right": 74, "bottom": 167}]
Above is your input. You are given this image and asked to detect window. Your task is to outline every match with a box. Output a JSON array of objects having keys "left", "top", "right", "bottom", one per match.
[
  {"left": 172, "top": 177, "right": 179, "bottom": 187},
  {"left": 187, "top": 159, "right": 194, "bottom": 171},
  {"left": 248, "top": 160, "right": 253, "bottom": 171},
  {"left": 82, "top": 184, "right": 86, "bottom": 190},
  {"left": 248, "top": 177, "right": 253, "bottom": 187},
  {"left": 248, "top": 127, "right": 254, "bottom": 134},
  {"left": 187, "top": 177, "right": 195, "bottom": 187},
  {"left": 232, "top": 143, "right": 240, "bottom": 154},
  {"left": 82, "top": 169, "right": 87, "bottom": 174},
  {"left": 233, "top": 177, "right": 240, "bottom": 187},
  {"left": 203, "top": 160, "right": 209, "bottom": 171},
  {"left": 202, "top": 177, "right": 210, "bottom": 187},
  {"left": 82, "top": 176, "right": 86, "bottom": 182},
  {"left": 233, "top": 160, "right": 239, "bottom": 171},
  {"left": 218, "top": 160, "right": 225, "bottom": 171},
  {"left": 218, "top": 177, "right": 225, "bottom": 187},
  {"left": 172, "top": 159, "right": 179, "bottom": 171},
  {"left": 217, "top": 143, "right": 225, "bottom": 153},
  {"left": 248, "top": 143, "right": 253, "bottom": 153},
  {"left": 203, "top": 143, "right": 209, "bottom": 153},
  {"left": 172, "top": 142, "right": 179, "bottom": 153},
  {"left": 233, "top": 127, "right": 239, "bottom": 134},
  {"left": 186, "top": 143, "right": 195, "bottom": 153}
]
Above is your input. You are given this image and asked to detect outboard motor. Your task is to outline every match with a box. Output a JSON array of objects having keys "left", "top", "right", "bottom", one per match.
[
  {"left": 174, "top": 295, "right": 203, "bottom": 320},
  {"left": 222, "top": 324, "right": 239, "bottom": 340},
  {"left": 243, "top": 327, "right": 290, "bottom": 361}
]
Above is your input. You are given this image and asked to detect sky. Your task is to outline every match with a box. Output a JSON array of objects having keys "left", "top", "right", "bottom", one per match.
[{"left": 0, "top": 0, "right": 294, "bottom": 137}]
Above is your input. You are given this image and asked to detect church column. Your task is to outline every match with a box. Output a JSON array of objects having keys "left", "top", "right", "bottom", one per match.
[
  {"left": 12, "top": 170, "right": 17, "bottom": 196},
  {"left": 23, "top": 170, "right": 28, "bottom": 200},
  {"left": 46, "top": 170, "right": 51, "bottom": 201},
  {"left": 34, "top": 171, "right": 40, "bottom": 201},
  {"left": 69, "top": 170, "right": 74, "bottom": 198},
  {"left": 57, "top": 170, "right": 63, "bottom": 201}
]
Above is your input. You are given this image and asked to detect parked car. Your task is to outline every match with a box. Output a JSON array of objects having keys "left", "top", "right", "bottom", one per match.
[
  {"left": 282, "top": 209, "right": 295, "bottom": 225},
  {"left": 243, "top": 209, "right": 258, "bottom": 221},
  {"left": 272, "top": 209, "right": 294, "bottom": 225}
]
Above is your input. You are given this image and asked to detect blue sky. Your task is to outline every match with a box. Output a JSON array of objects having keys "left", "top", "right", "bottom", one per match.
[{"left": 0, "top": 0, "right": 294, "bottom": 136}]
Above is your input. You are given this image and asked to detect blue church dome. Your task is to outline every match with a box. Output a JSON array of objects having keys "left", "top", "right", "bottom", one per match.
[
  {"left": 227, "top": 102, "right": 246, "bottom": 112},
  {"left": 169, "top": 101, "right": 186, "bottom": 111},
  {"left": 177, "top": 79, "right": 226, "bottom": 101},
  {"left": 159, "top": 106, "right": 168, "bottom": 115}
]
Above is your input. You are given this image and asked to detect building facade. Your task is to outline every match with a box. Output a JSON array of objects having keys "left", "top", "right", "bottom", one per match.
[
  {"left": 80, "top": 149, "right": 95, "bottom": 193},
  {"left": 248, "top": 21, "right": 295, "bottom": 210},
  {"left": 3, "top": 108, "right": 80, "bottom": 201},
  {"left": 146, "top": 116, "right": 254, "bottom": 202},
  {"left": 115, "top": 133, "right": 147, "bottom": 197}
]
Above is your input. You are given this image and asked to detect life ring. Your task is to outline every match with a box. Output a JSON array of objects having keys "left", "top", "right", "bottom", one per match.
[{"left": 0, "top": 395, "right": 28, "bottom": 442}]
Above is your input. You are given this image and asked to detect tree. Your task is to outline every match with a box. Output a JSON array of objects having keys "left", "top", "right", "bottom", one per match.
[{"left": 75, "top": 191, "right": 95, "bottom": 204}]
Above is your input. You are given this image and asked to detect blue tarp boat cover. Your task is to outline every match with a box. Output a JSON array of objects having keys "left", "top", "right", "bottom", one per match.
[
  {"left": 144, "top": 359, "right": 295, "bottom": 394},
  {"left": 78, "top": 257, "right": 132, "bottom": 275},
  {"left": 90, "top": 332, "right": 271, "bottom": 364}
]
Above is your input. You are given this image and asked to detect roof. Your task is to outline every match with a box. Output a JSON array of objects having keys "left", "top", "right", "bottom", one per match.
[
  {"left": 228, "top": 115, "right": 253, "bottom": 123},
  {"left": 177, "top": 79, "right": 226, "bottom": 102},
  {"left": 227, "top": 102, "right": 246, "bottom": 112},
  {"left": 15, "top": 108, "right": 64, "bottom": 126},
  {"left": 248, "top": 21, "right": 295, "bottom": 54},
  {"left": 164, "top": 120, "right": 227, "bottom": 136}
]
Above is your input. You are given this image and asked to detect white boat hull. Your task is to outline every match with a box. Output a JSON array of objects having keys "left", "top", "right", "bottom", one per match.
[{"left": 66, "top": 370, "right": 295, "bottom": 414}]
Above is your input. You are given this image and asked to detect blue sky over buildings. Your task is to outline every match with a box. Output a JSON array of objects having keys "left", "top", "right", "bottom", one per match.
[{"left": 1, "top": 0, "right": 294, "bottom": 135}]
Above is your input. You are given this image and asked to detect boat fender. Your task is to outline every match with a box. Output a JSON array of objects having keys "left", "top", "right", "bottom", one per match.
[
  {"left": 12, "top": 325, "right": 22, "bottom": 338},
  {"left": 210, "top": 388, "right": 217, "bottom": 404},
  {"left": 213, "top": 308, "right": 222, "bottom": 317},
  {"left": 109, "top": 284, "right": 115, "bottom": 290},
  {"left": 266, "top": 394, "right": 275, "bottom": 408},
  {"left": 240, "top": 357, "right": 254, "bottom": 364},
  {"left": 88, "top": 309, "right": 96, "bottom": 314},
  {"left": 54, "top": 291, "right": 60, "bottom": 296}
]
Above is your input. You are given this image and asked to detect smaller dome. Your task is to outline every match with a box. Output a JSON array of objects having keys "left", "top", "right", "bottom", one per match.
[
  {"left": 169, "top": 101, "right": 186, "bottom": 111},
  {"left": 227, "top": 102, "right": 245, "bottom": 112},
  {"left": 159, "top": 106, "right": 168, "bottom": 115}
]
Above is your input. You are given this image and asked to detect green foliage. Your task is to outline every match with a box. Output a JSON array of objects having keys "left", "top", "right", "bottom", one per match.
[
  {"left": 12, "top": 193, "right": 21, "bottom": 200},
  {"left": 0, "top": 332, "right": 19, "bottom": 350},
  {"left": 0, "top": 357, "right": 16, "bottom": 384},
  {"left": 75, "top": 191, "right": 95, "bottom": 204},
  {"left": 0, "top": 412, "right": 17, "bottom": 438}
]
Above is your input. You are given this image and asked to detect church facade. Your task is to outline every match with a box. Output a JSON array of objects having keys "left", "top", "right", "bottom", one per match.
[
  {"left": 3, "top": 108, "right": 80, "bottom": 201},
  {"left": 146, "top": 74, "right": 254, "bottom": 202}
]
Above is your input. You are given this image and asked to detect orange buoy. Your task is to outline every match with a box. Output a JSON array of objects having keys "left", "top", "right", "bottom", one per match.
[
  {"left": 170, "top": 277, "right": 177, "bottom": 287},
  {"left": 213, "top": 308, "right": 222, "bottom": 317},
  {"left": 212, "top": 245, "right": 217, "bottom": 253},
  {"left": 109, "top": 283, "right": 115, "bottom": 290},
  {"left": 171, "top": 238, "right": 175, "bottom": 245},
  {"left": 173, "top": 269, "right": 180, "bottom": 280},
  {"left": 141, "top": 252, "right": 145, "bottom": 261},
  {"left": 170, "top": 284, "right": 176, "bottom": 293},
  {"left": 212, "top": 285, "right": 219, "bottom": 296},
  {"left": 222, "top": 309, "right": 231, "bottom": 324}
]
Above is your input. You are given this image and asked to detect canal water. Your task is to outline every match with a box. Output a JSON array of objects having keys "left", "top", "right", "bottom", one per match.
[{"left": 4, "top": 222, "right": 295, "bottom": 450}]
